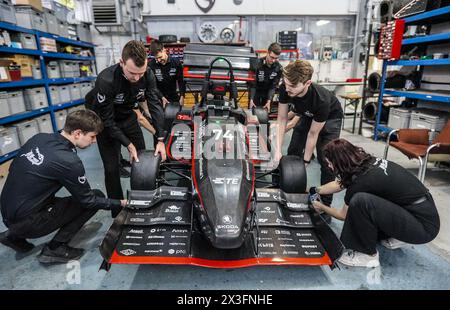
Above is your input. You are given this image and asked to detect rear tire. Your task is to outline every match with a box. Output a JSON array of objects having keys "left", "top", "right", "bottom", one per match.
[
  {"left": 164, "top": 101, "right": 182, "bottom": 131},
  {"left": 279, "top": 155, "right": 307, "bottom": 193},
  {"left": 252, "top": 107, "right": 269, "bottom": 125},
  {"left": 130, "top": 150, "right": 161, "bottom": 190},
  {"left": 158, "top": 35, "right": 177, "bottom": 43}
]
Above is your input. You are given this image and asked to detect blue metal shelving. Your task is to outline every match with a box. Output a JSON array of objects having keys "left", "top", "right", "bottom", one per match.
[
  {"left": 387, "top": 58, "right": 450, "bottom": 66},
  {"left": 0, "top": 21, "right": 96, "bottom": 163},
  {"left": 0, "top": 79, "right": 46, "bottom": 89},
  {"left": 402, "top": 32, "right": 450, "bottom": 45},
  {"left": 0, "top": 150, "right": 19, "bottom": 164},
  {"left": 0, "top": 46, "right": 40, "bottom": 56},
  {"left": 0, "top": 107, "right": 51, "bottom": 125},
  {"left": 373, "top": 6, "right": 450, "bottom": 141}
]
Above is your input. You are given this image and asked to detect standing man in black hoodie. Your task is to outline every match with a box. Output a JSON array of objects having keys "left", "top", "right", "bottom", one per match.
[
  {"left": 85, "top": 40, "right": 166, "bottom": 217},
  {"left": 249, "top": 42, "right": 283, "bottom": 111}
]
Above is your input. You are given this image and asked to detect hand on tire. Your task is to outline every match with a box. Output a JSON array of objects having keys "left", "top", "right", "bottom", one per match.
[
  {"left": 155, "top": 141, "right": 167, "bottom": 161},
  {"left": 127, "top": 143, "right": 139, "bottom": 163}
]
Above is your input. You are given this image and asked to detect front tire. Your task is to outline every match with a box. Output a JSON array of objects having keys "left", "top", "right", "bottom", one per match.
[{"left": 130, "top": 150, "right": 161, "bottom": 190}]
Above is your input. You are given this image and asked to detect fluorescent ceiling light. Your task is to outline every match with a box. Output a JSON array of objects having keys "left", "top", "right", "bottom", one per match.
[
  {"left": 295, "top": 27, "right": 302, "bottom": 31},
  {"left": 316, "top": 20, "right": 330, "bottom": 26}
]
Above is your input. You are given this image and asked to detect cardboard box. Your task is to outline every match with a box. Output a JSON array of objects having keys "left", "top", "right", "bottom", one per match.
[
  {"left": 13, "top": 0, "right": 43, "bottom": 12},
  {"left": 0, "top": 59, "right": 12, "bottom": 82},
  {"left": 0, "top": 159, "right": 12, "bottom": 191},
  {"left": 5, "top": 55, "right": 35, "bottom": 77}
]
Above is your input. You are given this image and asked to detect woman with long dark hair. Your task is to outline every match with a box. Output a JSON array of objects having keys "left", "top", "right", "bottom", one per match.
[{"left": 310, "top": 138, "right": 440, "bottom": 267}]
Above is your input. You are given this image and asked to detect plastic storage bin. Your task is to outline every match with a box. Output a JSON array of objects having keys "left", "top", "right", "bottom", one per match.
[
  {"left": 24, "top": 87, "right": 48, "bottom": 110},
  {"left": 387, "top": 108, "right": 412, "bottom": 130},
  {"left": 58, "top": 85, "right": 71, "bottom": 103},
  {"left": 57, "top": 20, "right": 69, "bottom": 38},
  {"left": 13, "top": 119, "right": 39, "bottom": 146},
  {"left": 15, "top": 33, "right": 37, "bottom": 50},
  {"left": 36, "top": 114, "right": 54, "bottom": 134},
  {"left": 53, "top": 2, "right": 69, "bottom": 22},
  {"left": 59, "top": 61, "right": 74, "bottom": 78},
  {"left": 0, "top": 0, "right": 16, "bottom": 25},
  {"left": 55, "top": 110, "right": 67, "bottom": 130},
  {"left": 0, "top": 92, "right": 10, "bottom": 118},
  {"left": 410, "top": 109, "right": 448, "bottom": 140},
  {"left": 69, "top": 84, "right": 81, "bottom": 100},
  {"left": 15, "top": 6, "right": 48, "bottom": 33},
  {"left": 43, "top": 8, "right": 58, "bottom": 35},
  {"left": 7, "top": 90, "right": 26, "bottom": 115},
  {"left": 31, "top": 64, "right": 42, "bottom": 79},
  {"left": 0, "top": 127, "right": 20, "bottom": 155},
  {"left": 47, "top": 61, "right": 61, "bottom": 79},
  {"left": 49, "top": 86, "right": 61, "bottom": 105},
  {"left": 76, "top": 22, "right": 92, "bottom": 42},
  {"left": 72, "top": 62, "right": 80, "bottom": 77}
]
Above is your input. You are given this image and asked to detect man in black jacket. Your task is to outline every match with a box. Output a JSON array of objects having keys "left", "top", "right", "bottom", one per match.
[
  {"left": 0, "top": 110, "right": 126, "bottom": 264},
  {"left": 149, "top": 40, "right": 185, "bottom": 107},
  {"left": 85, "top": 40, "right": 167, "bottom": 214},
  {"left": 249, "top": 42, "right": 283, "bottom": 111}
]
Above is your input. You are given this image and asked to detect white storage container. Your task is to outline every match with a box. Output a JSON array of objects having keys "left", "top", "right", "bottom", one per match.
[
  {"left": 58, "top": 85, "right": 71, "bottom": 103},
  {"left": 76, "top": 22, "right": 92, "bottom": 42},
  {"left": 69, "top": 83, "right": 81, "bottom": 101},
  {"left": 57, "top": 20, "right": 69, "bottom": 38},
  {"left": 55, "top": 110, "right": 67, "bottom": 130},
  {"left": 49, "top": 86, "right": 61, "bottom": 105},
  {"left": 0, "top": 127, "right": 20, "bottom": 155},
  {"left": 388, "top": 108, "right": 412, "bottom": 130},
  {"left": 36, "top": 114, "right": 54, "bottom": 133},
  {"left": 13, "top": 119, "right": 39, "bottom": 146},
  {"left": 14, "top": 33, "right": 37, "bottom": 50},
  {"left": 24, "top": 87, "right": 48, "bottom": 110},
  {"left": 72, "top": 62, "right": 80, "bottom": 77},
  {"left": 47, "top": 61, "right": 61, "bottom": 79},
  {"left": 410, "top": 109, "right": 448, "bottom": 140},
  {"left": 31, "top": 65, "right": 42, "bottom": 79},
  {"left": 0, "top": 92, "right": 10, "bottom": 118},
  {"left": 43, "top": 8, "right": 58, "bottom": 35},
  {"left": 0, "top": 0, "right": 16, "bottom": 25},
  {"left": 7, "top": 91, "right": 26, "bottom": 115},
  {"left": 59, "top": 61, "right": 74, "bottom": 78},
  {"left": 15, "top": 6, "right": 47, "bottom": 33}
]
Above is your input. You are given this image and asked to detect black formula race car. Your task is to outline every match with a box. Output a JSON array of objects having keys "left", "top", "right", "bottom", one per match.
[{"left": 100, "top": 58, "right": 343, "bottom": 270}]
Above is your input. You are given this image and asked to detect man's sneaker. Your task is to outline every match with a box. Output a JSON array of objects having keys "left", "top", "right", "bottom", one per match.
[
  {"left": 37, "top": 244, "right": 85, "bottom": 264},
  {"left": 0, "top": 230, "right": 35, "bottom": 253},
  {"left": 120, "top": 166, "right": 131, "bottom": 178},
  {"left": 380, "top": 238, "right": 407, "bottom": 250},
  {"left": 338, "top": 250, "right": 380, "bottom": 268}
]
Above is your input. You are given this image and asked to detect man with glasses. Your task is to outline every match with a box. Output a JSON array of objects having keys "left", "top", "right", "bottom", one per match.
[
  {"left": 85, "top": 40, "right": 167, "bottom": 217},
  {"left": 249, "top": 43, "right": 283, "bottom": 112},
  {"left": 149, "top": 40, "right": 185, "bottom": 107}
]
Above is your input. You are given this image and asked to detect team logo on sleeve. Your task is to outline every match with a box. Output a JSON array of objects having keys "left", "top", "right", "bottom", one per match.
[
  {"left": 97, "top": 93, "right": 106, "bottom": 103},
  {"left": 21, "top": 147, "right": 44, "bottom": 166},
  {"left": 78, "top": 176, "right": 87, "bottom": 184}
]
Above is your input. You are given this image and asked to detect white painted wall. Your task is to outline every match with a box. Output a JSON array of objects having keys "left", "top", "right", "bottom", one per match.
[{"left": 143, "top": 0, "right": 359, "bottom": 16}]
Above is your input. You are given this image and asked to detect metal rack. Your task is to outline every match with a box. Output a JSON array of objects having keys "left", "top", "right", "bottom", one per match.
[
  {"left": 0, "top": 21, "right": 96, "bottom": 163},
  {"left": 373, "top": 6, "right": 450, "bottom": 141}
]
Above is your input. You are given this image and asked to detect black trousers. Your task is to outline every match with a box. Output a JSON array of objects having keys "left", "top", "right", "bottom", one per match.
[
  {"left": 287, "top": 117, "right": 342, "bottom": 206},
  {"left": 252, "top": 92, "right": 268, "bottom": 107},
  {"left": 341, "top": 192, "right": 440, "bottom": 255},
  {"left": 7, "top": 190, "right": 104, "bottom": 243},
  {"left": 97, "top": 114, "right": 146, "bottom": 200}
]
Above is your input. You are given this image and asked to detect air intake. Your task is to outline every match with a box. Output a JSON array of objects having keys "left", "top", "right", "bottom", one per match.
[{"left": 92, "top": 0, "right": 123, "bottom": 26}]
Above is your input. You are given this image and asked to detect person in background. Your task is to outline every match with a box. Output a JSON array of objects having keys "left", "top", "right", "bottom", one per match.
[
  {"left": 149, "top": 40, "right": 186, "bottom": 107},
  {"left": 249, "top": 42, "right": 283, "bottom": 112},
  {"left": 0, "top": 110, "right": 126, "bottom": 264},
  {"left": 310, "top": 138, "right": 440, "bottom": 268}
]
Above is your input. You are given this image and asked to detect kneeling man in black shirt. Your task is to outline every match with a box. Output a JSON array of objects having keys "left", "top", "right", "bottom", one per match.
[
  {"left": 310, "top": 139, "right": 440, "bottom": 267},
  {"left": 0, "top": 110, "right": 126, "bottom": 264}
]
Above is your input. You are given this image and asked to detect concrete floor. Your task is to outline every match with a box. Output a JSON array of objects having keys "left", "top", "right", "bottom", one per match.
[{"left": 1, "top": 128, "right": 449, "bottom": 290}]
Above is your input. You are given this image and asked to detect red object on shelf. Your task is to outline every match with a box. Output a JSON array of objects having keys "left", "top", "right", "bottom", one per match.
[
  {"left": 378, "top": 19, "right": 405, "bottom": 60},
  {"left": 346, "top": 78, "right": 363, "bottom": 83},
  {"left": 8, "top": 65, "right": 21, "bottom": 81}
]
